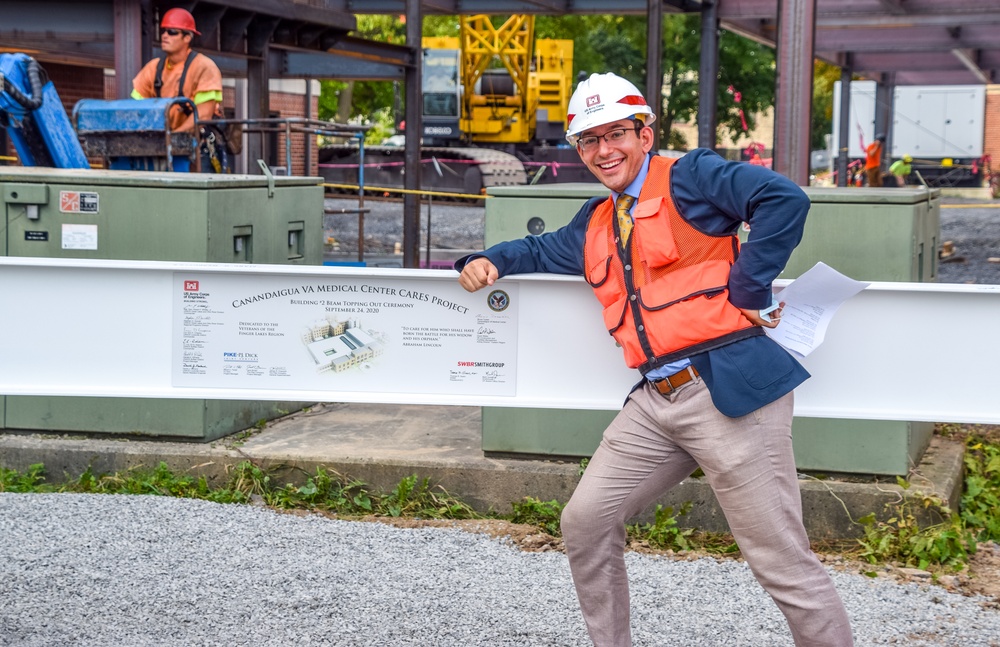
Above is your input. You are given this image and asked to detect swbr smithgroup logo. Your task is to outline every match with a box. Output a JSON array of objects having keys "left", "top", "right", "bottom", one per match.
[
  {"left": 183, "top": 280, "right": 200, "bottom": 292},
  {"left": 586, "top": 94, "right": 600, "bottom": 107},
  {"left": 487, "top": 289, "right": 510, "bottom": 312}
]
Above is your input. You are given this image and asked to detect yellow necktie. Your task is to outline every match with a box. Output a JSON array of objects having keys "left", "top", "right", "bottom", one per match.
[{"left": 616, "top": 193, "right": 636, "bottom": 248}]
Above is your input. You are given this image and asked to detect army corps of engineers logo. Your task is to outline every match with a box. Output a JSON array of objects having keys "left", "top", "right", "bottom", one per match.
[{"left": 487, "top": 289, "right": 510, "bottom": 312}]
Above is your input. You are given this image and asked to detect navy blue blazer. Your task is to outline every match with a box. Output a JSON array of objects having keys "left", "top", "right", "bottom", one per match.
[{"left": 456, "top": 148, "right": 810, "bottom": 417}]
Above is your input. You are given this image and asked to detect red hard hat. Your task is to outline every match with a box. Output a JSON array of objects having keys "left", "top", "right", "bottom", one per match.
[{"left": 161, "top": 8, "right": 200, "bottom": 35}]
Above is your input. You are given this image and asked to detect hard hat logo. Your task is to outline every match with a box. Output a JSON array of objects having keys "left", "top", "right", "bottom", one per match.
[{"left": 586, "top": 94, "right": 601, "bottom": 108}]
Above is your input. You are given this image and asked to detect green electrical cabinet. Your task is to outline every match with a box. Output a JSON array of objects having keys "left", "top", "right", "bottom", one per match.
[
  {"left": 790, "top": 187, "right": 941, "bottom": 283},
  {"left": 483, "top": 182, "right": 941, "bottom": 475},
  {"left": 0, "top": 166, "right": 324, "bottom": 441}
]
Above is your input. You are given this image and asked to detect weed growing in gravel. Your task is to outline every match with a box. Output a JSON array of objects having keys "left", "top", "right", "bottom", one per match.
[
  {"left": 5, "top": 430, "right": 1000, "bottom": 571},
  {"left": 961, "top": 436, "right": 1000, "bottom": 541},
  {"left": 857, "top": 500, "right": 976, "bottom": 571},
  {"left": 855, "top": 431, "right": 1000, "bottom": 570},
  {"left": 0, "top": 463, "right": 48, "bottom": 492},
  {"left": 0, "top": 461, "right": 478, "bottom": 521},
  {"left": 509, "top": 497, "right": 564, "bottom": 536},
  {"left": 627, "top": 502, "right": 740, "bottom": 555},
  {"left": 630, "top": 502, "right": 696, "bottom": 551}
]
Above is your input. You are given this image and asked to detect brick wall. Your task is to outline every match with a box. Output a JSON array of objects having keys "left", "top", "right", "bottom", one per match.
[
  {"left": 984, "top": 86, "right": 1000, "bottom": 172},
  {"left": 43, "top": 63, "right": 106, "bottom": 113},
  {"left": 268, "top": 90, "right": 320, "bottom": 177}
]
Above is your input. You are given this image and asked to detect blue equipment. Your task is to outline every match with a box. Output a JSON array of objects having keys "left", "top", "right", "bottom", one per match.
[
  {"left": 0, "top": 53, "right": 90, "bottom": 168},
  {"left": 74, "top": 97, "right": 201, "bottom": 172}
]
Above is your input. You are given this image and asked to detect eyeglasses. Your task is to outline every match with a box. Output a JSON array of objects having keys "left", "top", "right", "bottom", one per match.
[
  {"left": 576, "top": 124, "right": 641, "bottom": 152},
  {"left": 161, "top": 28, "right": 185, "bottom": 37}
]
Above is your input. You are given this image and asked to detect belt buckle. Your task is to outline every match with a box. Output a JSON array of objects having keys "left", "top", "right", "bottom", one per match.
[
  {"left": 654, "top": 375, "right": 677, "bottom": 396},
  {"left": 655, "top": 366, "right": 695, "bottom": 397}
]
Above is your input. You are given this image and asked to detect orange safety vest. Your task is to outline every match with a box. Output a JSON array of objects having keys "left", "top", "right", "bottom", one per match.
[
  {"left": 865, "top": 141, "right": 882, "bottom": 170},
  {"left": 583, "top": 155, "right": 762, "bottom": 372}
]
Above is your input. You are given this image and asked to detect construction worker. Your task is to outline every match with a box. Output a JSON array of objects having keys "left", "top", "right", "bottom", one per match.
[
  {"left": 456, "top": 73, "right": 853, "bottom": 646},
  {"left": 889, "top": 154, "right": 913, "bottom": 187},
  {"left": 131, "top": 8, "right": 230, "bottom": 172},
  {"left": 865, "top": 133, "right": 886, "bottom": 187}
]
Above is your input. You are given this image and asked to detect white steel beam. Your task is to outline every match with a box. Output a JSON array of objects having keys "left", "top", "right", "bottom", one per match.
[{"left": 1, "top": 257, "right": 999, "bottom": 424}]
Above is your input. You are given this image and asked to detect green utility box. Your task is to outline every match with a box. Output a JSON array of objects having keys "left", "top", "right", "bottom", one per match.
[
  {"left": 0, "top": 166, "right": 324, "bottom": 441},
  {"left": 1, "top": 166, "right": 322, "bottom": 264},
  {"left": 792, "top": 187, "right": 941, "bottom": 283},
  {"left": 483, "top": 182, "right": 940, "bottom": 475}
]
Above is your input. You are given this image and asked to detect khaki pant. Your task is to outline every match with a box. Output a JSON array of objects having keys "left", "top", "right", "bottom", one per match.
[
  {"left": 561, "top": 380, "right": 854, "bottom": 647},
  {"left": 866, "top": 167, "right": 882, "bottom": 187}
]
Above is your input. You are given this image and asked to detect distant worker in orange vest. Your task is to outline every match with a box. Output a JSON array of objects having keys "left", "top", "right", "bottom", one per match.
[
  {"left": 131, "top": 8, "right": 230, "bottom": 172},
  {"left": 865, "top": 133, "right": 886, "bottom": 187}
]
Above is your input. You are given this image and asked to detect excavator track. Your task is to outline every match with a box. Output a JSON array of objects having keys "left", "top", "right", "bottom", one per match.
[{"left": 318, "top": 145, "right": 527, "bottom": 198}]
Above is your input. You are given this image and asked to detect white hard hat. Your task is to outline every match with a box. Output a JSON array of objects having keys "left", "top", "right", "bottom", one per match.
[{"left": 565, "top": 73, "right": 656, "bottom": 145}]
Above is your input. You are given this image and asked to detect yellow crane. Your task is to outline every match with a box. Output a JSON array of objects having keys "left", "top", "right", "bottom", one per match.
[
  {"left": 423, "top": 14, "right": 573, "bottom": 146},
  {"left": 320, "top": 15, "right": 579, "bottom": 195}
]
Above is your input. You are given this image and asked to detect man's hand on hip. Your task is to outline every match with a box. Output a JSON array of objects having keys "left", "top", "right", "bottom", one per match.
[
  {"left": 458, "top": 257, "right": 499, "bottom": 292},
  {"left": 740, "top": 302, "right": 783, "bottom": 329}
]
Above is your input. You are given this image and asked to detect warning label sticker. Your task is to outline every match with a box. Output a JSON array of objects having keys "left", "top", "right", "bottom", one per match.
[{"left": 59, "top": 191, "right": 100, "bottom": 214}]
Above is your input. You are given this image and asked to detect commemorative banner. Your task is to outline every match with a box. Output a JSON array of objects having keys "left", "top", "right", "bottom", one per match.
[
  {"left": 173, "top": 272, "right": 519, "bottom": 397},
  {"left": 4, "top": 256, "right": 1000, "bottom": 423}
]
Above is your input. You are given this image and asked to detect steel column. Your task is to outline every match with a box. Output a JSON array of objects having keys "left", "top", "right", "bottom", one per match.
[
  {"left": 304, "top": 80, "right": 313, "bottom": 177},
  {"left": 113, "top": 0, "right": 143, "bottom": 99},
  {"left": 646, "top": 0, "right": 664, "bottom": 150},
  {"left": 246, "top": 51, "right": 270, "bottom": 171},
  {"left": 698, "top": 1, "right": 719, "bottom": 150},
  {"left": 773, "top": 0, "right": 816, "bottom": 185},
  {"left": 876, "top": 72, "right": 895, "bottom": 163},
  {"left": 233, "top": 78, "right": 248, "bottom": 174},
  {"left": 402, "top": 0, "right": 423, "bottom": 269}
]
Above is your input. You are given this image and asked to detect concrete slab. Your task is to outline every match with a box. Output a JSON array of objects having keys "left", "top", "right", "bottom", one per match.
[{"left": 0, "top": 402, "right": 965, "bottom": 540}]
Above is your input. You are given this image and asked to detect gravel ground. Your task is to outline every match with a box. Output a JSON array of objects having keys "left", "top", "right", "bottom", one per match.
[
  {"left": 324, "top": 194, "right": 1000, "bottom": 284},
  {"left": 937, "top": 198, "right": 1000, "bottom": 284},
  {"left": 323, "top": 197, "right": 485, "bottom": 262},
  {"left": 2, "top": 492, "right": 999, "bottom": 647}
]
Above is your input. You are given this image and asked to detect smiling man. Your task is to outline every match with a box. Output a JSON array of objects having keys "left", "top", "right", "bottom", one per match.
[{"left": 456, "top": 73, "right": 853, "bottom": 647}]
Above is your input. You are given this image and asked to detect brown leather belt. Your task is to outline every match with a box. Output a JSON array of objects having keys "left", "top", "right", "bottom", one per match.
[{"left": 651, "top": 366, "right": 699, "bottom": 395}]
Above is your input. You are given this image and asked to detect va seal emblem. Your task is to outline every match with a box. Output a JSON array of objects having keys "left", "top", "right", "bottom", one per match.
[{"left": 487, "top": 289, "right": 510, "bottom": 312}]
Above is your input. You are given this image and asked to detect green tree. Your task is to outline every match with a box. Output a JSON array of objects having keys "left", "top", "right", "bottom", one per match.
[
  {"left": 322, "top": 13, "right": 779, "bottom": 149},
  {"left": 541, "top": 14, "right": 776, "bottom": 150},
  {"left": 812, "top": 60, "right": 841, "bottom": 152},
  {"left": 659, "top": 16, "right": 776, "bottom": 148},
  {"left": 318, "top": 15, "right": 408, "bottom": 143},
  {"left": 715, "top": 27, "right": 776, "bottom": 145}
]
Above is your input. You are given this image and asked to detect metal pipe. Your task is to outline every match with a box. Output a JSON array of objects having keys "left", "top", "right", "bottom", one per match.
[
  {"left": 837, "top": 55, "right": 852, "bottom": 187},
  {"left": 357, "top": 131, "right": 366, "bottom": 264},
  {"left": 425, "top": 194, "right": 433, "bottom": 270}
]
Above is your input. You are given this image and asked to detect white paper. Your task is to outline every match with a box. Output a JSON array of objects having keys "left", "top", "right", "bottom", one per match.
[{"left": 765, "top": 262, "right": 868, "bottom": 357}]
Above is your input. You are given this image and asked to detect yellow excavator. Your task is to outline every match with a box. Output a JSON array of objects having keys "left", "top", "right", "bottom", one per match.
[{"left": 321, "top": 15, "right": 587, "bottom": 195}]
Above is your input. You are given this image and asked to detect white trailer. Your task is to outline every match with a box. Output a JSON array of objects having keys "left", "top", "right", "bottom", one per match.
[{"left": 832, "top": 81, "right": 986, "bottom": 185}]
